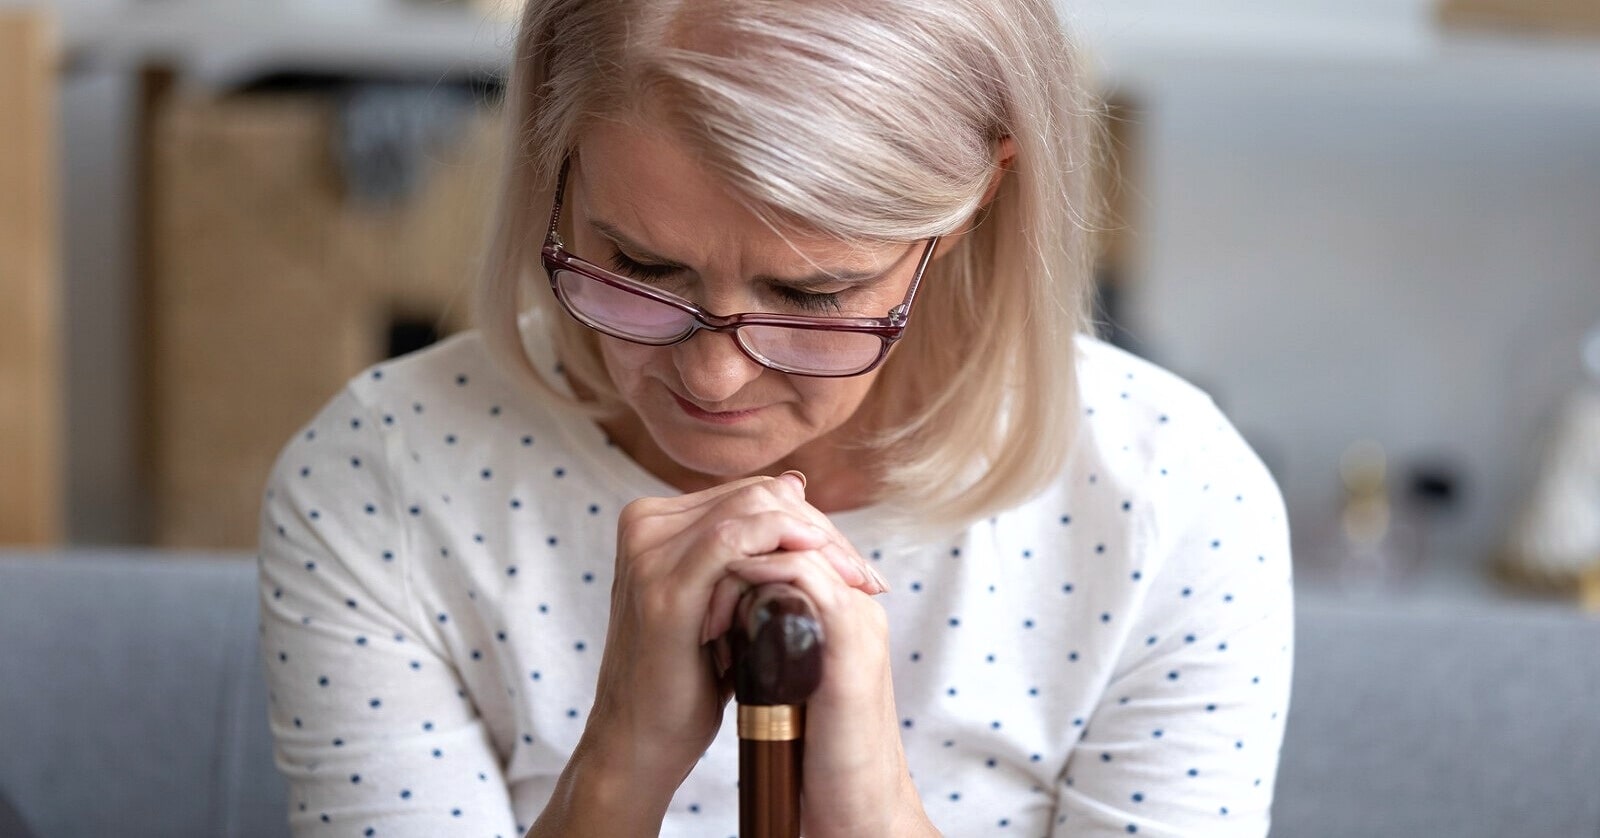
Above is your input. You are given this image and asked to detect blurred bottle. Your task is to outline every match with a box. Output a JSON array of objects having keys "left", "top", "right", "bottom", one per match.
[
  {"left": 1335, "top": 439, "right": 1403, "bottom": 591},
  {"left": 1500, "top": 319, "right": 1600, "bottom": 611},
  {"left": 1400, "top": 456, "right": 1465, "bottom": 580}
]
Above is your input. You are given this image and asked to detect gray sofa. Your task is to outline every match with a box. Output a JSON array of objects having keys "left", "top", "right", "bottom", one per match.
[{"left": 2, "top": 551, "right": 1598, "bottom": 838}]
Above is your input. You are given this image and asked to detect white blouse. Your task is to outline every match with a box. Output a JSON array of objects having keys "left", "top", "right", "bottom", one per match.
[{"left": 258, "top": 324, "right": 1293, "bottom": 837}]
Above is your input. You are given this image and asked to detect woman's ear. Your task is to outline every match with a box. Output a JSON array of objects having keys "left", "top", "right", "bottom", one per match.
[
  {"left": 980, "top": 135, "right": 1019, "bottom": 207},
  {"left": 933, "top": 137, "right": 1020, "bottom": 263}
]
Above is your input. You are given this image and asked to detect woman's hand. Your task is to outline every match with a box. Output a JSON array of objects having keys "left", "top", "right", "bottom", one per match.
[
  {"left": 563, "top": 472, "right": 889, "bottom": 831},
  {"left": 726, "top": 516, "right": 939, "bottom": 837}
]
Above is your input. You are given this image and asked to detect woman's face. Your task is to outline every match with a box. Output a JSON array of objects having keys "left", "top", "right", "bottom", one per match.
[{"left": 567, "top": 121, "right": 925, "bottom": 495}]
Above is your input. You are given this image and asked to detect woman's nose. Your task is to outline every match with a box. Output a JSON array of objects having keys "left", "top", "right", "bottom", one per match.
[{"left": 674, "top": 329, "right": 766, "bottom": 404}]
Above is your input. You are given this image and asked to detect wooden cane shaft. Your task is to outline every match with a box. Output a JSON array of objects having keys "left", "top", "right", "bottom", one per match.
[
  {"left": 739, "top": 735, "right": 802, "bottom": 838},
  {"left": 731, "top": 584, "right": 821, "bottom": 838}
]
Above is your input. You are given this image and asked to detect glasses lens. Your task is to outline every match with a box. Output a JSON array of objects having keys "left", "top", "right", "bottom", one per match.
[
  {"left": 739, "top": 325, "right": 886, "bottom": 376},
  {"left": 554, "top": 269, "right": 692, "bottom": 343}
]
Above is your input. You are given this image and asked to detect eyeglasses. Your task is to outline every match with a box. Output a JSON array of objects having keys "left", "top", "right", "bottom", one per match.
[{"left": 540, "top": 157, "right": 939, "bottom": 378}]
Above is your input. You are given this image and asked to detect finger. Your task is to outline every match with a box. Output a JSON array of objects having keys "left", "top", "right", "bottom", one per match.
[
  {"left": 818, "top": 541, "right": 885, "bottom": 594},
  {"left": 777, "top": 469, "right": 807, "bottom": 493},
  {"left": 694, "top": 482, "right": 877, "bottom": 584},
  {"left": 622, "top": 475, "right": 814, "bottom": 560},
  {"left": 721, "top": 477, "right": 877, "bottom": 587},
  {"left": 701, "top": 571, "right": 753, "bottom": 645},
  {"left": 730, "top": 536, "right": 882, "bottom": 595},
  {"left": 703, "top": 542, "right": 880, "bottom": 646},
  {"left": 639, "top": 473, "right": 802, "bottom": 520},
  {"left": 662, "top": 508, "right": 833, "bottom": 597},
  {"left": 618, "top": 475, "right": 805, "bottom": 569},
  {"left": 726, "top": 549, "right": 854, "bottom": 614}
]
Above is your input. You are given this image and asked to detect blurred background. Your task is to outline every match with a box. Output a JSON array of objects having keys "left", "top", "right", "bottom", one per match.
[{"left": 4, "top": 0, "right": 1600, "bottom": 608}]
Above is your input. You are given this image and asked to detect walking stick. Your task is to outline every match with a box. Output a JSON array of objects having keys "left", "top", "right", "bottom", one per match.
[{"left": 729, "top": 583, "right": 823, "bottom": 838}]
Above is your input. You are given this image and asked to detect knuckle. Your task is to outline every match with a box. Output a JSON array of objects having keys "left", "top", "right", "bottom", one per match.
[
  {"left": 708, "top": 518, "right": 746, "bottom": 554},
  {"left": 616, "top": 501, "right": 655, "bottom": 544},
  {"left": 730, "top": 482, "right": 785, "bottom": 513},
  {"left": 617, "top": 509, "right": 684, "bottom": 562},
  {"left": 617, "top": 496, "right": 656, "bottom": 527}
]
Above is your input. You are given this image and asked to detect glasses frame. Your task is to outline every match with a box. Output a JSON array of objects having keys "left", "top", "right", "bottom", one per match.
[{"left": 539, "top": 156, "right": 940, "bottom": 378}]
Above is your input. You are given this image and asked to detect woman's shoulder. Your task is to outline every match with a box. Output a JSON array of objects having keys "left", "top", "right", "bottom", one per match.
[
  {"left": 1059, "top": 334, "right": 1281, "bottom": 522},
  {"left": 267, "top": 324, "right": 577, "bottom": 485},
  {"left": 347, "top": 327, "right": 551, "bottom": 414},
  {"left": 328, "top": 323, "right": 574, "bottom": 437},
  {"left": 1072, "top": 335, "right": 1220, "bottom": 426}
]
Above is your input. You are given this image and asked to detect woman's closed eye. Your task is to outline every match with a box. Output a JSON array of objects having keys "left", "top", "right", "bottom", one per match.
[
  {"left": 609, "top": 249, "right": 848, "bottom": 314},
  {"left": 771, "top": 285, "right": 845, "bottom": 314},
  {"left": 608, "top": 250, "right": 680, "bottom": 281}
]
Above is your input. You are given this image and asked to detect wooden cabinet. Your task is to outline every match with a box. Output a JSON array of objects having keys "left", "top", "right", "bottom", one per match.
[
  {"left": 1440, "top": 0, "right": 1600, "bottom": 37},
  {"left": 0, "top": 9, "right": 62, "bottom": 545},
  {"left": 143, "top": 89, "right": 502, "bottom": 547}
]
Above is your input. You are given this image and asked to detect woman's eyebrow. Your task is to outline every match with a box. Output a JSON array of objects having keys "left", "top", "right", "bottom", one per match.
[
  {"left": 752, "top": 266, "right": 882, "bottom": 288},
  {"left": 591, "top": 220, "right": 689, "bottom": 270},
  {"left": 591, "top": 219, "right": 886, "bottom": 288}
]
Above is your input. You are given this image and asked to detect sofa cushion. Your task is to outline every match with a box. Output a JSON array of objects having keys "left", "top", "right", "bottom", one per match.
[
  {"left": 1272, "top": 593, "right": 1600, "bottom": 837},
  {"left": 0, "top": 789, "right": 35, "bottom": 838},
  {"left": 0, "top": 552, "right": 288, "bottom": 838},
  {"left": 5, "top": 552, "right": 1598, "bottom": 837}
]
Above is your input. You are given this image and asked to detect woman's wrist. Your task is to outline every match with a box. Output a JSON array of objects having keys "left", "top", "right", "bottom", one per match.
[
  {"left": 528, "top": 727, "right": 681, "bottom": 838},
  {"left": 889, "top": 794, "right": 941, "bottom": 838},
  {"left": 888, "top": 772, "right": 940, "bottom": 838}
]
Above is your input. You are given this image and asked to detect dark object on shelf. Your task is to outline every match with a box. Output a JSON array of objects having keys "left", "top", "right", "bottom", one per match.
[
  {"left": 334, "top": 83, "right": 478, "bottom": 207},
  {"left": 387, "top": 315, "right": 443, "bottom": 359},
  {"left": 1405, "top": 459, "right": 1464, "bottom": 517}
]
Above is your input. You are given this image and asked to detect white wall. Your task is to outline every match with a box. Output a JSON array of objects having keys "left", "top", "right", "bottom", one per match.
[{"left": 1124, "top": 69, "right": 1600, "bottom": 577}]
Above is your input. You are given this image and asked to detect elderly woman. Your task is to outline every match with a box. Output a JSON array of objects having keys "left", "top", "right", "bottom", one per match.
[{"left": 258, "top": 0, "right": 1293, "bottom": 835}]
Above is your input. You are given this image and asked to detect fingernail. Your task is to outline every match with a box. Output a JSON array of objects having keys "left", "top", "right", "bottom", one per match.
[
  {"left": 868, "top": 564, "right": 891, "bottom": 593},
  {"left": 778, "top": 470, "right": 807, "bottom": 493}
]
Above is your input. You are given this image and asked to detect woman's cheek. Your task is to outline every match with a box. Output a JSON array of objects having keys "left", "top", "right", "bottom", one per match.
[{"left": 598, "top": 337, "right": 662, "bottom": 390}]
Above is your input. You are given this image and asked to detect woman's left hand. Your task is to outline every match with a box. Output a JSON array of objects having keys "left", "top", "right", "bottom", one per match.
[{"left": 719, "top": 530, "right": 938, "bottom": 837}]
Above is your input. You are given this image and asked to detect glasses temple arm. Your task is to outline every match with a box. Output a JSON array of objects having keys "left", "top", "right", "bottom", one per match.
[
  {"left": 547, "top": 156, "right": 573, "bottom": 247},
  {"left": 891, "top": 236, "right": 941, "bottom": 321}
]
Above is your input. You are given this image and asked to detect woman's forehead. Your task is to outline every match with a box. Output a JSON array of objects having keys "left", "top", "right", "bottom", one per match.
[{"left": 572, "top": 125, "right": 906, "bottom": 272}]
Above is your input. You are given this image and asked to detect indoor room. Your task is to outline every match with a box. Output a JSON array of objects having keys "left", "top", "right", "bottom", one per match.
[{"left": 2, "top": 0, "right": 1598, "bottom": 835}]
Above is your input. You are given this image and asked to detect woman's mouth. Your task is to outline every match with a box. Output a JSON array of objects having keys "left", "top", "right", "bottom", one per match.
[{"left": 671, "top": 392, "right": 764, "bottom": 425}]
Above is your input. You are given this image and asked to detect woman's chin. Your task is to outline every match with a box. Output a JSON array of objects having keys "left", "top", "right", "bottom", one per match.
[{"left": 657, "top": 440, "right": 785, "bottom": 483}]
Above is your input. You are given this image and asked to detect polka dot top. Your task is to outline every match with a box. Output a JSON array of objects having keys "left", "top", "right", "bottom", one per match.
[{"left": 258, "top": 322, "right": 1294, "bottom": 837}]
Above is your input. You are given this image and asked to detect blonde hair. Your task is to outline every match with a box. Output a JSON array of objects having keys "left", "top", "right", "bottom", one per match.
[{"left": 476, "top": 0, "right": 1103, "bottom": 530}]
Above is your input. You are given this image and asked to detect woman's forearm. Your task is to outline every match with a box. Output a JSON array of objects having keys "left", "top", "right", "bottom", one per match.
[{"left": 524, "top": 728, "right": 680, "bottom": 838}]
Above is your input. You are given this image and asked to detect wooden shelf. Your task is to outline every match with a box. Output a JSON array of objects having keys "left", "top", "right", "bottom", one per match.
[
  {"left": 1441, "top": 0, "right": 1600, "bottom": 39},
  {"left": 0, "top": 9, "right": 63, "bottom": 545}
]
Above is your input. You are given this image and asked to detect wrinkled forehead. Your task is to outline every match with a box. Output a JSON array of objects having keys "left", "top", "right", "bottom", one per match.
[{"left": 569, "top": 120, "right": 912, "bottom": 275}]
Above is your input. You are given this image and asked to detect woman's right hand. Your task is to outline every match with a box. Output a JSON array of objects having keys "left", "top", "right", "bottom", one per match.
[{"left": 544, "top": 472, "right": 886, "bottom": 833}]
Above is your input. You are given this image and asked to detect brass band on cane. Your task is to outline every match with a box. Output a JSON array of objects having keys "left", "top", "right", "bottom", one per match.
[{"left": 739, "top": 705, "right": 804, "bottom": 742}]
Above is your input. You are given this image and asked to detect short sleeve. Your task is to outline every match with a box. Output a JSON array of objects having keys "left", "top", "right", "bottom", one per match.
[
  {"left": 1053, "top": 416, "right": 1295, "bottom": 836},
  {"left": 258, "top": 384, "right": 520, "bottom": 837}
]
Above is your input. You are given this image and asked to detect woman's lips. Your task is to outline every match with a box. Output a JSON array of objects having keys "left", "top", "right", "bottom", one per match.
[{"left": 671, "top": 391, "right": 764, "bottom": 425}]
